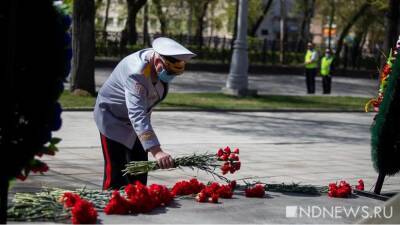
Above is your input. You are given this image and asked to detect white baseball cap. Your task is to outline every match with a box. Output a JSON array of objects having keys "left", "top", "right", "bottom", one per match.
[{"left": 152, "top": 37, "right": 196, "bottom": 61}]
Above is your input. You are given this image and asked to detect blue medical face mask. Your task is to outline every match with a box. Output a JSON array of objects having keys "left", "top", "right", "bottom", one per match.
[{"left": 158, "top": 69, "right": 175, "bottom": 83}]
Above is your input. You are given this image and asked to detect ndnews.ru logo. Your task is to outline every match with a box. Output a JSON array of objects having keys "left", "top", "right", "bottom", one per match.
[{"left": 286, "top": 205, "right": 393, "bottom": 219}]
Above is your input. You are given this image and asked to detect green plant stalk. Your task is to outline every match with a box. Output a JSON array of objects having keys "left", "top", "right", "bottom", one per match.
[{"left": 123, "top": 153, "right": 230, "bottom": 182}]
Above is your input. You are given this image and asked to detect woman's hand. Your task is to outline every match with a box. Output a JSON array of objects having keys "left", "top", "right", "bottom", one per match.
[{"left": 149, "top": 146, "right": 174, "bottom": 169}]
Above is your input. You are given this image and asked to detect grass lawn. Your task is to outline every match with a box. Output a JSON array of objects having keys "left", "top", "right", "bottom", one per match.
[{"left": 60, "top": 91, "right": 370, "bottom": 111}]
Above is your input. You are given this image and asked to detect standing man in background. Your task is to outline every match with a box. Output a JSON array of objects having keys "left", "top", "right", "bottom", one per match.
[
  {"left": 304, "top": 42, "right": 318, "bottom": 94},
  {"left": 320, "top": 48, "right": 334, "bottom": 94}
]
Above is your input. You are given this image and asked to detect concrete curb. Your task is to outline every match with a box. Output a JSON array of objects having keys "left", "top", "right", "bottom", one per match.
[{"left": 63, "top": 107, "right": 370, "bottom": 113}]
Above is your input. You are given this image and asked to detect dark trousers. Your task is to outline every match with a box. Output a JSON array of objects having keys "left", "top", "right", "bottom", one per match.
[
  {"left": 100, "top": 133, "right": 148, "bottom": 190},
  {"left": 305, "top": 68, "right": 317, "bottom": 94},
  {"left": 322, "top": 75, "right": 332, "bottom": 94}
]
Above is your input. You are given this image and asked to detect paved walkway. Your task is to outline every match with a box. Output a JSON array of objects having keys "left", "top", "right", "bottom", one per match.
[
  {"left": 15, "top": 111, "right": 399, "bottom": 192},
  {"left": 93, "top": 68, "right": 378, "bottom": 97},
  {"left": 10, "top": 111, "right": 400, "bottom": 223}
]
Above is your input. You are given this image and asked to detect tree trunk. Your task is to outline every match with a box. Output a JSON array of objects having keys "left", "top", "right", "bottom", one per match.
[
  {"left": 120, "top": 0, "right": 147, "bottom": 47},
  {"left": 153, "top": 0, "right": 167, "bottom": 35},
  {"left": 351, "top": 30, "right": 364, "bottom": 68},
  {"left": 296, "top": 0, "right": 310, "bottom": 52},
  {"left": 143, "top": 3, "right": 150, "bottom": 46},
  {"left": 279, "top": 0, "right": 286, "bottom": 64},
  {"left": 71, "top": 0, "right": 96, "bottom": 96},
  {"left": 248, "top": 0, "right": 273, "bottom": 37},
  {"left": 381, "top": 0, "right": 399, "bottom": 67},
  {"left": 102, "top": 0, "right": 111, "bottom": 42},
  {"left": 327, "top": 0, "right": 335, "bottom": 50},
  {"left": 334, "top": 3, "right": 370, "bottom": 66},
  {"left": 357, "top": 29, "right": 368, "bottom": 69},
  {"left": 195, "top": 0, "right": 211, "bottom": 50},
  {"left": 188, "top": 2, "right": 193, "bottom": 38}
]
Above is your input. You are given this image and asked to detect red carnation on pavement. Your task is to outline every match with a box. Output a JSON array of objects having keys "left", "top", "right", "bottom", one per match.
[
  {"left": 189, "top": 178, "right": 206, "bottom": 194},
  {"left": 149, "top": 184, "right": 174, "bottom": 206},
  {"left": 355, "top": 179, "right": 364, "bottom": 191},
  {"left": 228, "top": 153, "right": 239, "bottom": 162},
  {"left": 196, "top": 191, "right": 207, "bottom": 203},
  {"left": 125, "top": 184, "right": 137, "bottom": 199},
  {"left": 60, "top": 192, "right": 81, "bottom": 208},
  {"left": 220, "top": 162, "right": 230, "bottom": 175},
  {"left": 245, "top": 184, "right": 265, "bottom": 198},
  {"left": 233, "top": 161, "right": 241, "bottom": 170},
  {"left": 104, "top": 190, "right": 132, "bottom": 215},
  {"left": 328, "top": 181, "right": 352, "bottom": 198},
  {"left": 70, "top": 199, "right": 98, "bottom": 224},
  {"left": 217, "top": 148, "right": 224, "bottom": 157},
  {"left": 219, "top": 154, "right": 229, "bottom": 161},
  {"left": 131, "top": 181, "right": 157, "bottom": 213},
  {"left": 223, "top": 146, "right": 231, "bottom": 154},
  {"left": 229, "top": 180, "right": 237, "bottom": 190},
  {"left": 208, "top": 193, "right": 219, "bottom": 203},
  {"left": 217, "top": 185, "right": 233, "bottom": 199},
  {"left": 171, "top": 179, "right": 205, "bottom": 196},
  {"left": 217, "top": 146, "right": 241, "bottom": 175}
]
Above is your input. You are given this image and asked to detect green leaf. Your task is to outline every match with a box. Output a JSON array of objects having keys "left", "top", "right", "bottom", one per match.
[{"left": 50, "top": 137, "right": 62, "bottom": 145}]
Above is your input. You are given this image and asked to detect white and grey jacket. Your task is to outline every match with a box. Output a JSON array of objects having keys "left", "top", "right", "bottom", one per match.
[{"left": 94, "top": 49, "right": 168, "bottom": 150}]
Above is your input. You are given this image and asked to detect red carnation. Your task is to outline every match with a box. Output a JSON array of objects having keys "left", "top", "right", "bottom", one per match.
[
  {"left": 208, "top": 193, "right": 219, "bottom": 203},
  {"left": 30, "top": 160, "right": 49, "bottom": 174},
  {"left": 219, "top": 154, "right": 229, "bottom": 161},
  {"left": 196, "top": 191, "right": 207, "bottom": 203},
  {"left": 104, "top": 191, "right": 132, "bottom": 215},
  {"left": 233, "top": 148, "right": 240, "bottom": 154},
  {"left": 125, "top": 184, "right": 137, "bottom": 199},
  {"left": 220, "top": 162, "right": 230, "bottom": 175},
  {"left": 328, "top": 181, "right": 352, "bottom": 198},
  {"left": 355, "top": 179, "right": 364, "bottom": 191},
  {"left": 245, "top": 184, "right": 265, "bottom": 198},
  {"left": 61, "top": 192, "right": 81, "bottom": 208},
  {"left": 70, "top": 199, "right": 98, "bottom": 224},
  {"left": 233, "top": 161, "right": 241, "bottom": 170},
  {"left": 16, "top": 174, "right": 27, "bottom": 181},
  {"left": 149, "top": 184, "right": 173, "bottom": 206},
  {"left": 217, "top": 185, "right": 233, "bottom": 199},
  {"left": 189, "top": 178, "right": 206, "bottom": 194},
  {"left": 172, "top": 179, "right": 205, "bottom": 196},
  {"left": 228, "top": 153, "right": 239, "bottom": 161},
  {"left": 223, "top": 146, "right": 231, "bottom": 154},
  {"left": 217, "top": 148, "right": 224, "bottom": 157},
  {"left": 229, "top": 180, "right": 237, "bottom": 190}
]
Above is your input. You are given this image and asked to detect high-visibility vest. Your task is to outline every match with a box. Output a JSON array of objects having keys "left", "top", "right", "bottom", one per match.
[
  {"left": 320, "top": 56, "right": 334, "bottom": 76},
  {"left": 305, "top": 50, "right": 318, "bottom": 69}
]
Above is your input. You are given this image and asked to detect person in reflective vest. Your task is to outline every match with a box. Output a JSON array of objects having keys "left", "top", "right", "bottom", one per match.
[
  {"left": 304, "top": 42, "right": 318, "bottom": 94},
  {"left": 320, "top": 48, "right": 334, "bottom": 94}
]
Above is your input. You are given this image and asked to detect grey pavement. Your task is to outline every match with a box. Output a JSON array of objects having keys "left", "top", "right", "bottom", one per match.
[
  {"left": 10, "top": 111, "right": 400, "bottom": 223},
  {"left": 92, "top": 68, "right": 378, "bottom": 97}
]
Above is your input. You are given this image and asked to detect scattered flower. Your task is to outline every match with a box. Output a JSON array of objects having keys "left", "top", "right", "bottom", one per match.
[
  {"left": 245, "top": 184, "right": 266, "bottom": 198},
  {"left": 355, "top": 179, "right": 364, "bottom": 191},
  {"left": 104, "top": 191, "right": 132, "bottom": 215},
  {"left": 328, "top": 181, "right": 352, "bottom": 198},
  {"left": 61, "top": 192, "right": 98, "bottom": 224},
  {"left": 70, "top": 199, "right": 98, "bottom": 224}
]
